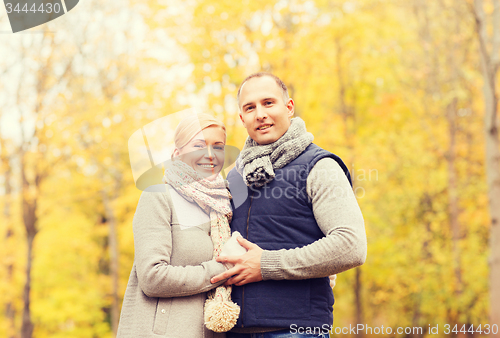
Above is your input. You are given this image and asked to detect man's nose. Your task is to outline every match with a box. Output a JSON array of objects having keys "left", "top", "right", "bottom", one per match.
[{"left": 255, "top": 104, "right": 267, "bottom": 119}]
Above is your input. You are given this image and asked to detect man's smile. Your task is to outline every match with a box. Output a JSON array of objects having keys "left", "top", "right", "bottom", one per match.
[{"left": 256, "top": 124, "right": 273, "bottom": 131}]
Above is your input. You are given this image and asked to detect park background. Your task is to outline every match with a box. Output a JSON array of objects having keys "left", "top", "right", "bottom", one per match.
[{"left": 1, "top": 0, "right": 500, "bottom": 337}]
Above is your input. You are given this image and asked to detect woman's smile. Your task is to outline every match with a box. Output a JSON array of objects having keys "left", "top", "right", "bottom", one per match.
[{"left": 173, "top": 126, "right": 226, "bottom": 180}]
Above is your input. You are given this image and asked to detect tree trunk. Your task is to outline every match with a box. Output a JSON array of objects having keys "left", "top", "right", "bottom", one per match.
[
  {"left": 335, "top": 36, "right": 364, "bottom": 336},
  {"left": 354, "top": 268, "right": 363, "bottom": 331},
  {"left": 2, "top": 146, "right": 16, "bottom": 338},
  {"left": 102, "top": 191, "right": 119, "bottom": 336},
  {"left": 447, "top": 98, "right": 466, "bottom": 337},
  {"left": 446, "top": 11, "right": 463, "bottom": 302},
  {"left": 410, "top": 296, "right": 424, "bottom": 338},
  {"left": 472, "top": 1, "right": 500, "bottom": 335},
  {"left": 10, "top": 29, "right": 74, "bottom": 338},
  {"left": 21, "top": 232, "right": 35, "bottom": 338},
  {"left": 484, "top": 71, "right": 500, "bottom": 338},
  {"left": 351, "top": 156, "right": 363, "bottom": 333},
  {"left": 20, "top": 152, "right": 38, "bottom": 338}
]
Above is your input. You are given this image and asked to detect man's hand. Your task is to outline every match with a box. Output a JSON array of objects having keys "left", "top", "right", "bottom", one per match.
[{"left": 211, "top": 237, "right": 263, "bottom": 286}]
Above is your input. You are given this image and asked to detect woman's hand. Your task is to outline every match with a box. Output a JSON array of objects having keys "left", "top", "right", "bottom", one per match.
[
  {"left": 219, "top": 231, "right": 247, "bottom": 269},
  {"left": 329, "top": 274, "right": 337, "bottom": 288},
  {"left": 211, "top": 236, "right": 263, "bottom": 286}
]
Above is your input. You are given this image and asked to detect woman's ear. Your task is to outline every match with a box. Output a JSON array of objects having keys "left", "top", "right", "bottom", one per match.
[{"left": 172, "top": 148, "right": 180, "bottom": 159}]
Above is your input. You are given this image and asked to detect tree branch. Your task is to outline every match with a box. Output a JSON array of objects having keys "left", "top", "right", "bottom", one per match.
[
  {"left": 492, "top": 0, "right": 500, "bottom": 68},
  {"left": 472, "top": 0, "right": 498, "bottom": 130}
]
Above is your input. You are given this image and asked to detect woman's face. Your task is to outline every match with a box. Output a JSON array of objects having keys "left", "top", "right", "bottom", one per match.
[{"left": 173, "top": 126, "right": 226, "bottom": 180}]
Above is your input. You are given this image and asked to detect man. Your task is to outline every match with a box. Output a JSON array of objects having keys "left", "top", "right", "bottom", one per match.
[{"left": 211, "top": 73, "right": 367, "bottom": 337}]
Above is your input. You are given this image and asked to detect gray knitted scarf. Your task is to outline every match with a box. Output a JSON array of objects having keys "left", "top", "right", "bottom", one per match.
[{"left": 236, "top": 117, "right": 313, "bottom": 187}]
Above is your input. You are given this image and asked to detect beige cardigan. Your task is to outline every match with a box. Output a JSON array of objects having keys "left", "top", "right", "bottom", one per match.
[{"left": 117, "top": 184, "right": 227, "bottom": 338}]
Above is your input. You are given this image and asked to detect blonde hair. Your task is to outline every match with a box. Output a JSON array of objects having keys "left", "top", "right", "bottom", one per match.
[{"left": 172, "top": 113, "right": 226, "bottom": 158}]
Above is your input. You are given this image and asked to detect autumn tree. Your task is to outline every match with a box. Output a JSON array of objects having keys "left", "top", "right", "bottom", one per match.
[
  {"left": 0, "top": 127, "right": 17, "bottom": 338},
  {"left": 471, "top": 0, "right": 500, "bottom": 334}
]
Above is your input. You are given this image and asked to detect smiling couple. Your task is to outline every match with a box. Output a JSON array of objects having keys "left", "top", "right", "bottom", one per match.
[{"left": 117, "top": 73, "right": 367, "bottom": 338}]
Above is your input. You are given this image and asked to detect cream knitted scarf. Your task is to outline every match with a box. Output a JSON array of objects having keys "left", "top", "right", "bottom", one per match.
[
  {"left": 236, "top": 117, "right": 314, "bottom": 187},
  {"left": 162, "top": 160, "right": 239, "bottom": 332}
]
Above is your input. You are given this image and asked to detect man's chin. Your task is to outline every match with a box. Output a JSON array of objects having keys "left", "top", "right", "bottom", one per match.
[{"left": 252, "top": 135, "right": 278, "bottom": 145}]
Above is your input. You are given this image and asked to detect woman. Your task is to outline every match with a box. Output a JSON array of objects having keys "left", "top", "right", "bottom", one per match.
[{"left": 117, "top": 113, "right": 238, "bottom": 337}]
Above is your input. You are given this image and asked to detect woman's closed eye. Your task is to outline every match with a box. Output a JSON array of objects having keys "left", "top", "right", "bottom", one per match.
[{"left": 193, "top": 143, "right": 206, "bottom": 149}]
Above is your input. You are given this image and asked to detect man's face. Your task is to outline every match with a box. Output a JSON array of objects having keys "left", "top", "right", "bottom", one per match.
[{"left": 238, "top": 76, "right": 294, "bottom": 145}]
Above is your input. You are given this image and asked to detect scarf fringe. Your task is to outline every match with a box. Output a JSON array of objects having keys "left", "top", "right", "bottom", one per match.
[{"left": 204, "top": 297, "right": 240, "bottom": 332}]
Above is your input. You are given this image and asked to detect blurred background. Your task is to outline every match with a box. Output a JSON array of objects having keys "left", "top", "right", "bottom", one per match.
[{"left": 1, "top": 0, "right": 499, "bottom": 337}]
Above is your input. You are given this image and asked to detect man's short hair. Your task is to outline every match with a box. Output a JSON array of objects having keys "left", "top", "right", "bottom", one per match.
[{"left": 237, "top": 72, "right": 290, "bottom": 110}]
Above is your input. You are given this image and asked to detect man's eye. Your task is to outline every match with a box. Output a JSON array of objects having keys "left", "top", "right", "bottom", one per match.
[{"left": 265, "top": 101, "right": 272, "bottom": 106}]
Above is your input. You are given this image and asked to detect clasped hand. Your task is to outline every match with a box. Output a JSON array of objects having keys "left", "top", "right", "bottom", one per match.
[
  {"left": 211, "top": 236, "right": 263, "bottom": 286},
  {"left": 211, "top": 235, "right": 338, "bottom": 288}
]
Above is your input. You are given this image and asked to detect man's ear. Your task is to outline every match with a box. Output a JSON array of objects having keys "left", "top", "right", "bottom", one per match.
[
  {"left": 239, "top": 113, "right": 247, "bottom": 127},
  {"left": 286, "top": 98, "right": 295, "bottom": 118}
]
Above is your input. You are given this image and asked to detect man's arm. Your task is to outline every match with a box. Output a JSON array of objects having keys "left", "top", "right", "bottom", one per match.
[
  {"left": 260, "top": 157, "right": 366, "bottom": 280},
  {"left": 212, "top": 157, "right": 367, "bottom": 285}
]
